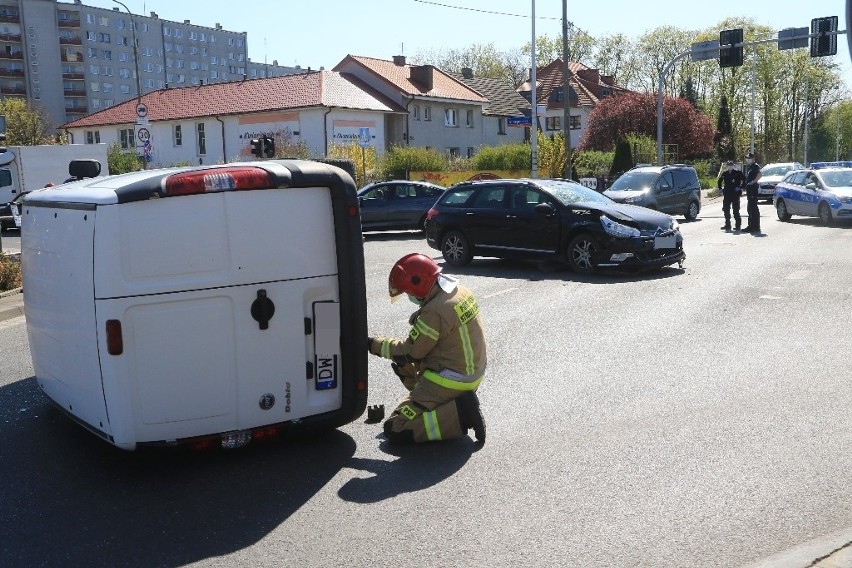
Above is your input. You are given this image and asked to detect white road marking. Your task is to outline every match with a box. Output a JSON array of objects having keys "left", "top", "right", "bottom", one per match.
[
  {"left": 786, "top": 270, "right": 809, "bottom": 280},
  {"left": 482, "top": 287, "right": 518, "bottom": 299},
  {"left": 759, "top": 295, "right": 784, "bottom": 300}
]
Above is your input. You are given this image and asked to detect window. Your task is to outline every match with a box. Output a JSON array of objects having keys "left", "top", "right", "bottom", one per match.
[
  {"left": 196, "top": 123, "right": 206, "bottom": 155},
  {"left": 444, "top": 109, "right": 458, "bottom": 127},
  {"left": 102, "top": 66, "right": 112, "bottom": 76},
  {"left": 569, "top": 115, "right": 581, "bottom": 130},
  {"left": 119, "top": 68, "right": 129, "bottom": 78},
  {"left": 120, "top": 84, "right": 130, "bottom": 93},
  {"left": 174, "top": 28, "right": 183, "bottom": 39},
  {"left": 545, "top": 116, "right": 561, "bottom": 131},
  {"left": 447, "top": 147, "right": 460, "bottom": 158},
  {"left": 498, "top": 118, "right": 507, "bottom": 135},
  {"left": 470, "top": 187, "right": 506, "bottom": 209},
  {"left": 86, "top": 31, "right": 96, "bottom": 41},
  {"left": 89, "top": 64, "right": 99, "bottom": 75},
  {"left": 99, "top": 16, "right": 109, "bottom": 26},
  {"left": 164, "top": 42, "right": 172, "bottom": 52},
  {"left": 210, "top": 70, "right": 218, "bottom": 79},
  {"left": 467, "top": 147, "right": 475, "bottom": 158},
  {"left": 102, "top": 82, "right": 113, "bottom": 92},
  {"left": 102, "top": 50, "right": 112, "bottom": 60},
  {"left": 412, "top": 105, "right": 420, "bottom": 120},
  {"left": 86, "top": 14, "right": 95, "bottom": 24},
  {"left": 173, "top": 124, "right": 182, "bottom": 146},
  {"left": 163, "top": 26, "right": 171, "bottom": 36},
  {"left": 116, "top": 18, "right": 125, "bottom": 30},
  {"left": 423, "top": 106, "right": 431, "bottom": 121},
  {"left": 119, "top": 128, "right": 135, "bottom": 150},
  {"left": 87, "top": 47, "right": 98, "bottom": 58},
  {"left": 90, "top": 81, "right": 99, "bottom": 92},
  {"left": 86, "top": 130, "right": 101, "bottom": 144},
  {"left": 189, "top": 31, "right": 197, "bottom": 40},
  {"left": 466, "top": 110, "right": 474, "bottom": 128},
  {"left": 91, "top": 99, "right": 101, "bottom": 109},
  {"left": 117, "top": 36, "right": 128, "bottom": 46}
]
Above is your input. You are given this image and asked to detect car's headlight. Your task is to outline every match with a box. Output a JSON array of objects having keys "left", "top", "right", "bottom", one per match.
[
  {"left": 600, "top": 215, "right": 640, "bottom": 238},
  {"left": 670, "top": 218, "right": 679, "bottom": 231},
  {"left": 623, "top": 195, "right": 641, "bottom": 203}
]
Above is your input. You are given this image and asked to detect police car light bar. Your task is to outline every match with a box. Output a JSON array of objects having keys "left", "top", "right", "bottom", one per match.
[{"left": 165, "top": 166, "right": 275, "bottom": 196}]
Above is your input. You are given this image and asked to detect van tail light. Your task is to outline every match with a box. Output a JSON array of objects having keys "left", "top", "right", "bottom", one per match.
[
  {"left": 105, "top": 319, "right": 123, "bottom": 355},
  {"left": 165, "top": 167, "right": 275, "bottom": 196},
  {"left": 426, "top": 208, "right": 438, "bottom": 220}
]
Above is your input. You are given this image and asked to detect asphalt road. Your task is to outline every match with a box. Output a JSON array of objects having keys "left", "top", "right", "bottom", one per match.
[{"left": 1, "top": 201, "right": 851, "bottom": 568}]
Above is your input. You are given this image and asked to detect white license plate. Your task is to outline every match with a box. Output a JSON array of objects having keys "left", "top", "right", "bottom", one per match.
[
  {"left": 654, "top": 235, "right": 676, "bottom": 249},
  {"left": 313, "top": 301, "right": 340, "bottom": 390}
]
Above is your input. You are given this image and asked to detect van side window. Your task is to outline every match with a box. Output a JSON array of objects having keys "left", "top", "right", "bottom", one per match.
[
  {"left": 672, "top": 170, "right": 695, "bottom": 190},
  {"left": 470, "top": 187, "right": 506, "bottom": 209},
  {"left": 0, "top": 169, "right": 11, "bottom": 188},
  {"left": 657, "top": 172, "right": 673, "bottom": 193}
]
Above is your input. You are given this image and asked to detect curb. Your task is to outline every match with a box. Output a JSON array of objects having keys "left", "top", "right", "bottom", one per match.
[{"left": 0, "top": 287, "right": 24, "bottom": 323}]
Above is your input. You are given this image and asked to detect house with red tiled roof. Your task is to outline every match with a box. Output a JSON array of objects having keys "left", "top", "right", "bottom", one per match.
[
  {"left": 517, "top": 59, "right": 630, "bottom": 148},
  {"left": 60, "top": 70, "right": 406, "bottom": 167},
  {"left": 334, "top": 55, "right": 506, "bottom": 158}
]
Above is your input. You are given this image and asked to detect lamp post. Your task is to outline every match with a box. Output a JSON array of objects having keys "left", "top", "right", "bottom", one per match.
[
  {"left": 112, "top": 0, "right": 144, "bottom": 168},
  {"left": 112, "top": 0, "right": 142, "bottom": 104},
  {"left": 530, "top": 0, "right": 537, "bottom": 179}
]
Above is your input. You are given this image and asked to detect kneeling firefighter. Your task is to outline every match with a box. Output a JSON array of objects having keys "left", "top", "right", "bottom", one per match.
[{"left": 367, "top": 253, "right": 487, "bottom": 444}]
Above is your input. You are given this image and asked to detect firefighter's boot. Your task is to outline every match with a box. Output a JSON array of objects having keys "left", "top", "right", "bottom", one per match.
[{"left": 456, "top": 391, "right": 486, "bottom": 444}]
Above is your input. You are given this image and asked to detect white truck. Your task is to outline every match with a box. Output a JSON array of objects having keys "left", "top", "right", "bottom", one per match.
[{"left": 0, "top": 144, "right": 109, "bottom": 229}]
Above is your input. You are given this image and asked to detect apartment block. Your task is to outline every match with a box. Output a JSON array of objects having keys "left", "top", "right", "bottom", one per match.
[{"left": 0, "top": 0, "right": 300, "bottom": 131}]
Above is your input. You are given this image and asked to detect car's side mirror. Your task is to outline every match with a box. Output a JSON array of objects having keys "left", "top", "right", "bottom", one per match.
[
  {"left": 534, "top": 202, "right": 555, "bottom": 215},
  {"left": 805, "top": 183, "right": 817, "bottom": 190}
]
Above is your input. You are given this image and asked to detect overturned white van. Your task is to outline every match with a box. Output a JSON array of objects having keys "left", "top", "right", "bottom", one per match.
[{"left": 21, "top": 160, "right": 368, "bottom": 450}]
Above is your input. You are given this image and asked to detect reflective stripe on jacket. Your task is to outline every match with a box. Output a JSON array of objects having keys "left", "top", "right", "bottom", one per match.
[{"left": 370, "top": 284, "right": 487, "bottom": 388}]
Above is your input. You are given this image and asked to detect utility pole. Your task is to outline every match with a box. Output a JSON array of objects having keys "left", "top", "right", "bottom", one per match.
[{"left": 561, "top": 0, "right": 571, "bottom": 179}]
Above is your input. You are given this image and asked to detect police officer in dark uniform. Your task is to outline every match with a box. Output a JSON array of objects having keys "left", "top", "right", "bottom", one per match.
[
  {"left": 742, "top": 151, "right": 763, "bottom": 233},
  {"left": 717, "top": 160, "right": 745, "bottom": 231}
]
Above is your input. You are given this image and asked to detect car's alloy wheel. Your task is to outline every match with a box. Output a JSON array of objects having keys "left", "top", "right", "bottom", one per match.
[
  {"left": 775, "top": 199, "right": 791, "bottom": 221},
  {"left": 441, "top": 230, "right": 472, "bottom": 266},
  {"left": 685, "top": 201, "right": 699, "bottom": 221},
  {"left": 818, "top": 202, "right": 833, "bottom": 226},
  {"left": 567, "top": 233, "right": 596, "bottom": 274}
]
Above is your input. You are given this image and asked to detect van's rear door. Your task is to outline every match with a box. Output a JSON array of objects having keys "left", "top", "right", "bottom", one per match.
[{"left": 94, "top": 163, "right": 367, "bottom": 444}]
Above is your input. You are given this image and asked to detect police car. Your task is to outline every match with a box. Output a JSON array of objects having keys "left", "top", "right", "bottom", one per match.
[{"left": 773, "top": 167, "right": 852, "bottom": 225}]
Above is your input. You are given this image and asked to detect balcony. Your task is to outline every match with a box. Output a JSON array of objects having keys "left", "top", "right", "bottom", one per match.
[
  {"left": 62, "top": 72, "right": 84, "bottom": 80},
  {"left": 59, "top": 37, "right": 82, "bottom": 46},
  {"left": 58, "top": 19, "right": 81, "bottom": 28},
  {"left": 0, "top": 14, "right": 20, "bottom": 24},
  {"left": 0, "top": 32, "right": 21, "bottom": 42},
  {"left": 60, "top": 54, "right": 83, "bottom": 63},
  {"left": 64, "top": 89, "right": 86, "bottom": 97},
  {"left": 65, "top": 106, "right": 88, "bottom": 114},
  {"left": 0, "top": 51, "right": 23, "bottom": 60},
  {"left": 0, "top": 86, "right": 25, "bottom": 95},
  {"left": 0, "top": 68, "right": 24, "bottom": 77}
]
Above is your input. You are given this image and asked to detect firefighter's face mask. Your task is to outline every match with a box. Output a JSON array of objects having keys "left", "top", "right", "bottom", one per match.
[{"left": 407, "top": 294, "right": 422, "bottom": 306}]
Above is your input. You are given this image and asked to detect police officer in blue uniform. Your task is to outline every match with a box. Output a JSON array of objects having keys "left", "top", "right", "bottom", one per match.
[{"left": 742, "top": 152, "right": 763, "bottom": 233}]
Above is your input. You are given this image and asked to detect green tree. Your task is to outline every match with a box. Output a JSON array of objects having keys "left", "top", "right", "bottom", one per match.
[
  {"left": 609, "top": 137, "right": 633, "bottom": 175},
  {"left": 0, "top": 99, "right": 56, "bottom": 145},
  {"left": 522, "top": 23, "right": 595, "bottom": 65},
  {"left": 714, "top": 95, "right": 736, "bottom": 162},
  {"left": 106, "top": 142, "right": 142, "bottom": 174}
]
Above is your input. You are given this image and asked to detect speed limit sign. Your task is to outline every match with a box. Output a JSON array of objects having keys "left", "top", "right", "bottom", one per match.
[{"left": 137, "top": 128, "right": 150, "bottom": 142}]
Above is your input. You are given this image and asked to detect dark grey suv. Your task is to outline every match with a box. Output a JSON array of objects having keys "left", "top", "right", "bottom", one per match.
[{"left": 604, "top": 164, "right": 702, "bottom": 220}]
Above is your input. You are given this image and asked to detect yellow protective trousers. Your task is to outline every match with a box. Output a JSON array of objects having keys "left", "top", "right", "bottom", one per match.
[{"left": 384, "top": 373, "right": 466, "bottom": 443}]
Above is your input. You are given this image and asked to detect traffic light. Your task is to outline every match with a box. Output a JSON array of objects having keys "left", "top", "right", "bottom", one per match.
[
  {"left": 263, "top": 136, "right": 274, "bottom": 158},
  {"left": 810, "top": 16, "right": 838, "bottom": 57},
  {"left": 250, "top": 138, "right": 262, "bottom": 158},
  {"left": 719, "top": 28, "right": 744, "bottom": 67}
]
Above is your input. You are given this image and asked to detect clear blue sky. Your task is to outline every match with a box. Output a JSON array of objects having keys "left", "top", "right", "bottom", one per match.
[{"left": 83, "top": 0, "right": 851, "bottom": 88}]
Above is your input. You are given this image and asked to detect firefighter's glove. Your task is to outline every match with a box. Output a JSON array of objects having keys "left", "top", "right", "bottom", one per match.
[{"left": 392, "top": 354, "right": 414, "bottom": 367}]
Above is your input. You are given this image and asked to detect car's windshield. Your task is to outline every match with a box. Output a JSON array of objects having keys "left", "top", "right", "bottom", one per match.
[
  {"left": 537, "top": 179, "right": 614, "bottom": 205},
  {"left": 762, "top": 165, "right": 795, "bottom": 176},
  {"left": 819, "top": 170, "right": 852, "bottom": 188},
  {"left": 607, "top": 172, "right": 657, "bottom": 192}
]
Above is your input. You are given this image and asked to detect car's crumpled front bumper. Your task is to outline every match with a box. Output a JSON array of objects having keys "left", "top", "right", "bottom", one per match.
[{"left": 594, "top": 230, "right": 685, "bottom": 270}]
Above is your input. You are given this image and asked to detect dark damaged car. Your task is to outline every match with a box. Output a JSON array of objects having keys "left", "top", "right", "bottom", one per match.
[{"left": 424, "top": 178, "right": 685, "bottom": 273}]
